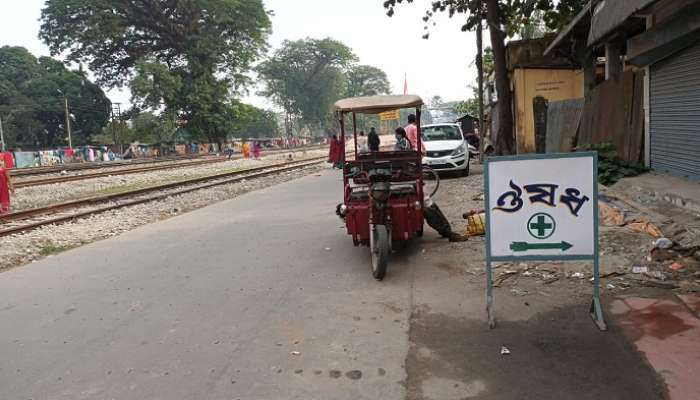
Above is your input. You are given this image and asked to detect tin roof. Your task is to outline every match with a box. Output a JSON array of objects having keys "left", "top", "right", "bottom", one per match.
[{"left": 588, "top": 0, "right": 658, "bottom": 46}]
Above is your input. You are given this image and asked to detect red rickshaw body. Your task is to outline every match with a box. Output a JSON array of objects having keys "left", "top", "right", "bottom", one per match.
[
  {"left": 334, "top": 95, "right": 425, "bottom": 248},
  {"left": 343, "top": 153, "right": 425, "bottom": 245}
]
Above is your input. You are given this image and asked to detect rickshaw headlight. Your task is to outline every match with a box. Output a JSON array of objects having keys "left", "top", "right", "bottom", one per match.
[{"left": 414, "top": 201, "right": 422, "bottom": 210}]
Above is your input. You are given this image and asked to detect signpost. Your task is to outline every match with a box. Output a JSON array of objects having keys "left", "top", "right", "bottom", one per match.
[
  {"left": 379, "top": 109, "right": 400, "bottom": 121},
  {"left": 484, "top": 152, "right": 605, "bottom": 330}
]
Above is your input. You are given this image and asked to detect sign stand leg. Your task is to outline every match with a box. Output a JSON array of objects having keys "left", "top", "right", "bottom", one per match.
[
  {"left": 486, "top": 259, "right": 495, "bottom": 329},
  {"left": 590, "top": 256, "right": 607, "bottom": 331}
]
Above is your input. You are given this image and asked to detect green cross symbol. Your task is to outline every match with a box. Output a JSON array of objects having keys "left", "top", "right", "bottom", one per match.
[{"left": 527, "top": 213, "right": 556, "bottom": 239}]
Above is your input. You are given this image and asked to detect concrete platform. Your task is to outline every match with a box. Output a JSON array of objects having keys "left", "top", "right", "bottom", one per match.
[{"left": 613, "top": 172, "right": 700, "bottom": 213}]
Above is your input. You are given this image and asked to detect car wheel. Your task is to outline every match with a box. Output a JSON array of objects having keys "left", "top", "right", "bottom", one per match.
[{"left": 461, "top": 159, "right": 470, "bottom": 176}]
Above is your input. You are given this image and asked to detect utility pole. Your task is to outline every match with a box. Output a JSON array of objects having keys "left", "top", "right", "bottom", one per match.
[
  {"left": 111, "top": 103, "right": 123, "bottom": 154},
  {"left": 0, "top": 116, "right": 5, "bottom": 152},
  {"left": 64, "top": 96, "right": 73, "bottom": 149},
  {"left": 476, "top": 0, "right": 486, "bottom": 164},
  {"left": 58, "top": 90, "right": 73, "bottom": 149}
]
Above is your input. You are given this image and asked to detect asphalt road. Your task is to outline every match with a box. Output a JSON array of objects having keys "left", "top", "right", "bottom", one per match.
[
  {"left": 1, "top": 169, "right": 413, "bottom": 400},
  {"left": 0, "top": 168, "right": 666, "bottom": 400}
]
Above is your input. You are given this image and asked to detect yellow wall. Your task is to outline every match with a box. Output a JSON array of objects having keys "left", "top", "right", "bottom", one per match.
[{"left": 512, "top": 69, "right": 584, "bottom": 154}]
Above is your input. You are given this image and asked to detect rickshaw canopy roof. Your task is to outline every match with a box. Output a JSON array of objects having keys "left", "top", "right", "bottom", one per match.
[{"left": 334, "top": 95, "right": 423, "bottom": 114}]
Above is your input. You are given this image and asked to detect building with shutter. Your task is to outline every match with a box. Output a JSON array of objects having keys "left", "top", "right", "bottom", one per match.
[{"left": 546, "top": 0, "right": 700, "bottom": 181}]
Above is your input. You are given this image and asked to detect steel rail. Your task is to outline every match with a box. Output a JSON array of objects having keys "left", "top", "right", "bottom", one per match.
[
  {"left": 14, "top": 156, "right": 229, "bottom": 188},
  {"left": 0, "top": 157, "right": 327, "bottom": 237},
  {"left": 10, "top": 145, "right": 325, "bottom": 177},
  {"left": 10, "top": 155, "right": 202, "bottom": 177},
  {"left": 13, "top": 146, "right": 326, "bottom": 188}
]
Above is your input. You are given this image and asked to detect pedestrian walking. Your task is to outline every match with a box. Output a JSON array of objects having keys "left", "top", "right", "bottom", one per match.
[
  {"left": 328, "top": 135, "right": 339, "bottom": 165},
  {"left": 368, "top": 127, "right": 380, "bottom": 152},
  {"left": 253, "top": 141, "right": 262, "bottom": 159},
  {"left": 334, "top": 136, "right": 345, "bottom": 169},
  {"left": 357, "top": 131, "right": 369, "bottom": 154},
  {"left": 404, "top": 114, "right": 425, "bottom": 153},
  {"left": 242, "top": 142, "right": 251, "bottom": 159},
  {"left": 0, "top": 158, "right": 14, "bottom": 215}
]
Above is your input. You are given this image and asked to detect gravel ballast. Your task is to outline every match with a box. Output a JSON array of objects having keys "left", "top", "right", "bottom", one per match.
[
  {"left": 0, "top": 158, "right": 327, "bottom": 271},
  {"left": 11, "top": 149, "right": 328, "bottom": 211}
]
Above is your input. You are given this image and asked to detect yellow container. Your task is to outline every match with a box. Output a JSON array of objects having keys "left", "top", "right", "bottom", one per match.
[{"left": 466, "top": 213, "right": 486, "bottom": 236}]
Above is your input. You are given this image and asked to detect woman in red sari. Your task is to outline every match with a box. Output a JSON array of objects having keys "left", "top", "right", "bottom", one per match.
[
  {"left": 0, "top": 158, "right": 14, "bottom": 215},
  {"left": 328, "top": 135, "right": 338, "bottom": 164}
]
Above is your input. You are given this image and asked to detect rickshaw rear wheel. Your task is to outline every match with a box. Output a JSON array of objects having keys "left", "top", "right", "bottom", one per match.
[{"left": 370, "top": 225, "right": 389, "bottom": 281}]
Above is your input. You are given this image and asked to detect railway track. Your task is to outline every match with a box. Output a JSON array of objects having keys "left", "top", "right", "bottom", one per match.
[
  {"left": 0, "top": 156, "right": 327, "bottom": 238},
  {"left": 13, "top": 156, "right": 229, "bottom": 188},
  {"left": 10, "top": 154, "right": 203, "bottom": 177},
  {"left": 10, "top": 145, "right": 326, "bottom": 178},
  {"left": 13, "top": 146, "right": 327, "bottom": 188}
]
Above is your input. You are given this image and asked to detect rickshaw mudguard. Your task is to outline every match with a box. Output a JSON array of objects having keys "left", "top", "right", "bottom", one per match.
[{"left": 345, "top": 201, "right": 370, "bottom": 245}]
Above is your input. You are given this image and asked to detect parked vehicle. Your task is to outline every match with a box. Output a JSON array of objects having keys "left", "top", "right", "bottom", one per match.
[
  {"left": 334, "top": 95, "right": 426, "bottom": 280},
  {"left": 421, "top": 123, "right": 470, "bottom": 175}
]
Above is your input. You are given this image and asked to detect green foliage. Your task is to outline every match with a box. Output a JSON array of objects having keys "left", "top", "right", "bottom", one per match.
[
  {"left": 384, "top": 0, "right": 586, "bottom": 37},
  {"left": 579, "top": 143, "right": 649, "bottom": 186},
  {"left": 0, "top": 46, "right": 110, "bottom": 148},
  {"left": 39, "top": 244, "right": 72, "bottom": 256},
  {"left": 345, "top": 65, "right": 390, "bottom": 98},
  {"left": 130, "top": 112, "right": 178, "bottom": 144},
  {"left": 40, "top": 0, "right": 271, "bottom": 89},
  {"left": 229, "top": 101, "right": 279, "bottom": 138},
  {"left": 345, "top": 65, "right": 391, "bottom": 134},
  {"left": 40, "top": 0, "right": 271, "bottom": 144},
  {"left": 257, "top": 37, "right": 358, "bottom": 136},
  {"left": 257, "top": 38, "right": 391, "bottom": 137},
  {"left": 453, "top": 98, "right": 480, "bottom": 117}
]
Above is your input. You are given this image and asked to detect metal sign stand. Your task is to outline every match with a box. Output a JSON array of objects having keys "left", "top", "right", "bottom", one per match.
[{"left": 484, "top": 152, "right": 606, "bottom": 331}]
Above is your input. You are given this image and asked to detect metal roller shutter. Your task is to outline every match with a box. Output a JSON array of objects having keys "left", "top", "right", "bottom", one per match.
[{"left": 650, "top": 41, "right": 700, "bottom": 181}]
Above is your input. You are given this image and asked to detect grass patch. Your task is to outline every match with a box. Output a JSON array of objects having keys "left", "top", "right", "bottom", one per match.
[
  {"left": 97, "top": 183, "right": 147, "bottom": 195},
  {"left": 39, "top": 244, "right": 73, "bottom": 257}
]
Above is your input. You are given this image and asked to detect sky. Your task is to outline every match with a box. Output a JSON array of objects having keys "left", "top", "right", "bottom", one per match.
[{"left": 0, "top": 0, "right": 482, "bottom": 110}]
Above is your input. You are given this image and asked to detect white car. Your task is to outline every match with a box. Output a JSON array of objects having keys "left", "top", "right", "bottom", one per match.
[{"left": 421, "top": 123, "right": 470, "bottom": 175}]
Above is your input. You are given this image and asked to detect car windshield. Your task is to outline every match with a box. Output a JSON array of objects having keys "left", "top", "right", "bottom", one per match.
[{"left": 422, "top": 126, "right": 463, "bottom": 142}]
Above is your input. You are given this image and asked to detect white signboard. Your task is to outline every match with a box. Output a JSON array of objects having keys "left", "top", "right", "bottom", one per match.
[{"left": 486, "top": 153, "right": 597, "bottom": 260}]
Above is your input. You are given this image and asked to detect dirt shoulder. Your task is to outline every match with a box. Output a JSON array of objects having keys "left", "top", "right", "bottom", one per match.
[{"left": 399, "top": 164, "right": 678, "bottom": 399}]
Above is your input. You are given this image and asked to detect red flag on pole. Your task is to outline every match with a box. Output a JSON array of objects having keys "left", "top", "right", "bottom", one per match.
[{"left": 403, "top": 73, "right": 408, "bottom": 95}]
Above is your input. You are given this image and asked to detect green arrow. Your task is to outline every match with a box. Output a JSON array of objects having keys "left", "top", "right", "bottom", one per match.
[{"left": 510, "top": 241, "right": 573, "bottom": 252}]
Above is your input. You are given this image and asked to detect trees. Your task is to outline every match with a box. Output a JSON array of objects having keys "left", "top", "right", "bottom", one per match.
[
  {"left": 383, "top": 0, "right": 586, "bottom": 154},
  {"left": 130, "top": 112, "right": 178, "bottom": 144},
  {"left": 229, "top": 101, "right": 279, "bottom": 139},
  {"left": 0, "top": 46, "right": 110, "bottom": 148},
  {"left": 345, "top": 65, "right": 390, "bottom": 98},
  {"left": 40, "top": 0, "right": 271, "bottom": 144},
  {"left": 257, "top": 38, "right": 391, "bottom": 137},
  {"left": 257, "top": 38, "right": 357, "bottom": 137}
]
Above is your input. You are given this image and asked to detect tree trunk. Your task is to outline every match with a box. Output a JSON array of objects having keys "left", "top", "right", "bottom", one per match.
[{"left": 485, "top": 0, "right": 515, "bottom": 155}]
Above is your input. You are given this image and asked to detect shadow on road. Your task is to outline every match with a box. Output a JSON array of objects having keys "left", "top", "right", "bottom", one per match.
[{"left": 405, "top": 303, "right": 668, "bottom": 400}]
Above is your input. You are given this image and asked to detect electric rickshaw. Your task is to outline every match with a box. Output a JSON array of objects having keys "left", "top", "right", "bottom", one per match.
[{"left": 334, "top": 95, "right": 425, "bottom": 280}]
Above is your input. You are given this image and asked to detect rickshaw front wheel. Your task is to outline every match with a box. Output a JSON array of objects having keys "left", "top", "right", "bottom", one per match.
[{"left": 370, "top": 225, "right": 389, "bottom": 281}]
